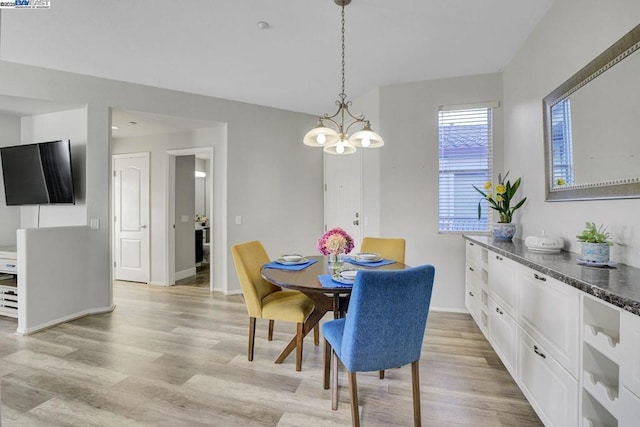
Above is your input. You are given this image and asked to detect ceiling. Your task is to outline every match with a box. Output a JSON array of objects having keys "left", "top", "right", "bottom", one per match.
[{"left": 0, "top": 0, "right": 554, "bottom": 116}]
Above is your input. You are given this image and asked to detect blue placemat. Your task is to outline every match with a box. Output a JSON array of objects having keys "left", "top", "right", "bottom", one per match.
[
  {"left": 343, "top": 257, "right": 396, "bottom": 267},
  {"left": 318, "top": 274, "right": 353, "bottom": 288},
  {"left": 263, "top": 259, "right": 318, "bottom": 271}
]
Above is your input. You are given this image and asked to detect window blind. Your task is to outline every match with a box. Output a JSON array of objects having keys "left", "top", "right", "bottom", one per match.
[
  {"left": 438, "top": 106, "right": 493, "bottom": 232},
  {"left": 550, "top": 99, "right": 574, "bottom": 186}
]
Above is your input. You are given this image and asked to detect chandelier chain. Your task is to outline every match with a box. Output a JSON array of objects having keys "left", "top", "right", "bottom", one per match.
[{"left": 340, "top": 2, "right": 346, "bottom": 102}]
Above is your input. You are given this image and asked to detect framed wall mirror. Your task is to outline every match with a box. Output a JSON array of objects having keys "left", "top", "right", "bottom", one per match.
[{"left": 543, "top": 23, "right": 640, "bottom": 201}]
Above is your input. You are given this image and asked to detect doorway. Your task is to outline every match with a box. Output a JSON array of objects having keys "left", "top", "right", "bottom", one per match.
[
  {"left": 167, "top": 147, "right": 215, "bottom": 291},
  {"left": 110, "top": 109, "right": 227, "bottom": 292}
]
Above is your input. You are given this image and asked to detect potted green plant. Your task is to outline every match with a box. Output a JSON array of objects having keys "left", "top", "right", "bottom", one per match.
[
  {"left": 576, "top": 222, "right": 613, "bottom": 263},
  {"left": 473, "top": 171, "right": 527, "bottom": 241}
]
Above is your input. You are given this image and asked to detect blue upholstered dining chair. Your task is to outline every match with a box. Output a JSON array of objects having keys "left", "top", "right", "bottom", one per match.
[{"left": 322, "top": 265, "right": 435, "bottom": 427}]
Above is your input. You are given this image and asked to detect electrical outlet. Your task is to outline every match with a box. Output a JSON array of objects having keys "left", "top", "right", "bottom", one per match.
[{"left": 90, "top": 219, "right": 100, "bottom": 229}]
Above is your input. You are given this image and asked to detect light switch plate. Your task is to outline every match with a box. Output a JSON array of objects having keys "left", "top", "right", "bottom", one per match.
[
  {"left": 181, "top": 215, "right": 189, "bottom": 223},
  {"left": 90, "top": 219, "right": 100, "bottom": 229},
  {"left": 235, "top": 215, "right": 242, "bottom": 225}
]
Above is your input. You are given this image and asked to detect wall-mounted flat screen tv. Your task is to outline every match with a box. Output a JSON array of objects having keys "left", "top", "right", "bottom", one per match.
[{"left": 0, "top": 139, "right": 75, "bottom": 206}]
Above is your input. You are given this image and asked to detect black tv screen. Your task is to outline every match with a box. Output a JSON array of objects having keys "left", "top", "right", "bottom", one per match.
[{"left": 0, "top": 139, "right": 75, "bottom": 206}]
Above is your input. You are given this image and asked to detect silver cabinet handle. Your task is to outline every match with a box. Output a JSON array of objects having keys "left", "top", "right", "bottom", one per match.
[
  {"left": 533, "top": 345, "right": 546, "bottom": 359},
  {"left": 141, "top": 225, "right": 147, "bottom": 229},
  {"left": 468, "top": 291, "right": 474, "bottom": 297},
  {"left": 534, "top": 273, "right": 546, "bottom": 281},
  {"left": 495, "top": 255, "right": 503, "bottom": 261},
  {"left": 495, "top": 307, "right": 504, "bottom": 315},
  {"left": 469, "top": 266, "right": 475, "bottom": 272},
  {"left": 352, "top": 220, "right": 359, "bottom": 226},
  {"left": 469, "top": 242, "right": 475, "bottom": 246}
]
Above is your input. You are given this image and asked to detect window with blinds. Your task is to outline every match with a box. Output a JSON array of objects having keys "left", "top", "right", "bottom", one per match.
[
  {"left": 438, "top": 105, "right": 494, "bottom": 232},
  {"left": 550, "top": 99, "right": 574, "bottom": 186}
]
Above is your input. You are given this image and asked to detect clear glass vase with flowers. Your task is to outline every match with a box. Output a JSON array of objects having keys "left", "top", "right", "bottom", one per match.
[{"left": 317, "top": 227, "right": 354, "bottom": 271}]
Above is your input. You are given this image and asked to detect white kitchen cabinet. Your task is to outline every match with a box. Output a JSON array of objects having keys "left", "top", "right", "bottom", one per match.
[
  {"left": 465, "top": 240, "right": 489, "bottom": 335},
  {"left": 619, "top": 387, "right": 640, "bottom": 427},
  {"left": 518, "top": 267, "right": 580, "bottom": 377},
  {"left": 488, "top": 296, "right": 518, "bottom": 377},
  {"left": 464, "top": 236, "right": 640, "bottom": 427},
  {"left": 621, "top": 310, "right": 640, "bottom": 399},
  {"left": 518, "top": 329, "right": 579, "bottom": 427},
  {"left": 488, "top": 252, "right": 518, "bottom": 317}
]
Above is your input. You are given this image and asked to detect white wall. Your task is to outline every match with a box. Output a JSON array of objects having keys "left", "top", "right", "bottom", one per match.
[
  {"left": 20, "top": 108, "right": 88, "bottom": 228},
  {"left": 377, "top": 73, "right": 503, "bottom": 311},
  {"left": 0, "top": 60, "right": 327, "bottom": 296},
  {"left": 503, "top": 0, "right": 640, "bottom": 267},
  {"left": 17, "top": 226, "right": 112, "bottom": 334},
  {"left": 0, "top": 112, "right": 21, "bottom": 245}
]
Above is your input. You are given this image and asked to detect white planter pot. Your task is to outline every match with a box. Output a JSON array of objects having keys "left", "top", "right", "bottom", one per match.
[{"left": 581, "top": 242, "right": 610, "bottom": 263}]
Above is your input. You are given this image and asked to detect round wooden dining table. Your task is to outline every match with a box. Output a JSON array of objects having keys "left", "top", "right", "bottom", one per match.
[{"left": 261, "top": 255, "right": 407, "bottom": 383}]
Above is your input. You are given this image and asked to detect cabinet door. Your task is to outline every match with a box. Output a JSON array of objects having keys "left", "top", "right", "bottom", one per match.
[
  {"left": 488, "top": 297, "right": 517, "bottom": 377},
  {"left": 466, "top": 240, "right": 482, "bottom": 264},
  {"left": 518, "top": 330, "right": 578, "bottom": 427},
  {"left": 518, "top": 268, "right": 580, "bottom": 378},
  {"left": 621, "top": 311, "right": 640, "bottom": 398},
  {"left": 620, "top": 387, "right": 640, "bottom": 427},
  {"left": 465, "top": 278, "right": 481, "bottom": 325},
  {"left": 488, "top": 252, "right": 518, "bottom": 317}
]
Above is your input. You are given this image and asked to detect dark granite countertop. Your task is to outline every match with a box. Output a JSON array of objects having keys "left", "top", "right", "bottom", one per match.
[{"left": 463, "top": 235, "right": 640, "bottom": 317}]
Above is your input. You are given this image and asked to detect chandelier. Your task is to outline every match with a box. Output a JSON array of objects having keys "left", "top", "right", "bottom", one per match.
[{"left": 303, "top": 0, "right": 384, "bottom": 155}]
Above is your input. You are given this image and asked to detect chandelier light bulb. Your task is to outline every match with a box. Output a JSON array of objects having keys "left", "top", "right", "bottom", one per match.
[
  {"left": 317, "top": 134, "right": 327, "bottom": 145},
  {"left": 336, "top": 143, "right": 345, "bottom": 154},
  {"left": 361, "top": 137, "right": 371, "bottom": 147}
]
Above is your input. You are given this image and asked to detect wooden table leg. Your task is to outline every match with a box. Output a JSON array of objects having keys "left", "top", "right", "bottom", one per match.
[{"left": 274, "top": 293, "right": 332, "bottom": 364}]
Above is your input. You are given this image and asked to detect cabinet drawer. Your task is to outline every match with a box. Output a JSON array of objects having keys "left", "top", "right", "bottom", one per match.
[
  {"left": 488, "top": 252, "right": 518, "bottom": 317},
  {"left": 518, "top": 268, "right": 580, "bottom": 377},
  {"left": 0, "top": 257, "right": 17, "bottom": 274},
  {"left": 518, "top": 329, "right": 578, "bottom": 427}
]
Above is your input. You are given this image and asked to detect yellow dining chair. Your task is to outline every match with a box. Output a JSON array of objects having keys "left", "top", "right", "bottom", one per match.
[
  {"left": 231, "top": 240, "right": 318, "bottom": 371},
  {"left": 361, "top": 237, "right": 406, "bottom": 263},
  {"left": 360, "top": 236, "right": 406, "bottom": 379}
]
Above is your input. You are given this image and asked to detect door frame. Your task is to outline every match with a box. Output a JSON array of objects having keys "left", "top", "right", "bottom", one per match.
[
  {"left": 111, "top": 152, "right": 151, "bottom": 283},
  {"left": 166, "top": 147, "right": 217, "bottom": 291}
]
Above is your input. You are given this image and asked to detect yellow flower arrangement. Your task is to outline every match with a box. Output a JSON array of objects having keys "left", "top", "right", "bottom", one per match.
[{"left": 473, "top": 171, "right": 527, "bottom": 223}]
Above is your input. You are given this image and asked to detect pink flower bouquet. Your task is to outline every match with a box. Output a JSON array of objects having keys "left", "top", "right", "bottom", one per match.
[{"left": 317, "top": 227, "right": 354, "bottom": 256}]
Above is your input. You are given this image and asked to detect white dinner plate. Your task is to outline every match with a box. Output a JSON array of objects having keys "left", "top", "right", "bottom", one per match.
[
  {"left": 275, "top": 257, "right": 309, "bottom": 265},
  {"left": 332, "top": 272, "right": 355, "bottom": 285},
  {"left": 340, "top": 270, "right": 358, "bottom": 281},
  {"left": 355, "top": 255, "right": 382, "bottom": 263}
]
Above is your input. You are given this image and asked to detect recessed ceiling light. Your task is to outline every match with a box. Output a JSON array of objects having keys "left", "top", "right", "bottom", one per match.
[{"left": 257, "top": 21, "right": 269, "bottom": 30}]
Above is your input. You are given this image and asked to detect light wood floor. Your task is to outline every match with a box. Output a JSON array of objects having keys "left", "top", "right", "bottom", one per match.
[{"left": 0, "top": 272, "right": 542, "bottom": 426}]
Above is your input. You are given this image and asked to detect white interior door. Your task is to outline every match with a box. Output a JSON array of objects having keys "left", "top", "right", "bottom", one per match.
[
  {"left": 324, "top": 151, "right": 363, "bottom": 251},
  {"left": 113, "top": 153, "right": 150, "bottom": 283}
]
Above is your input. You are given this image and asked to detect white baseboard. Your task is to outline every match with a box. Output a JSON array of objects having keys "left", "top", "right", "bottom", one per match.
[
  {"left": 175, "top": 267, "right": 196, "bottom": 281},
  {"left": 429, "top": 306, "right": 469, "bottom": 314},
  {"left": 148, "top": 281, "right": 170, "bottom": 287},
  {"left": 17, "top": 304, "right": 116, "bottom": 335}
]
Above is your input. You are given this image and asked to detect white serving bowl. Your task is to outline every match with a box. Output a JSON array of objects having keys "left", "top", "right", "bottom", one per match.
[
  {"left": 282, "top": 254, "right": 303, "bottom": 262},
  {"left": 356, "top": 252, "right": 378, "bottom": 260}
]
